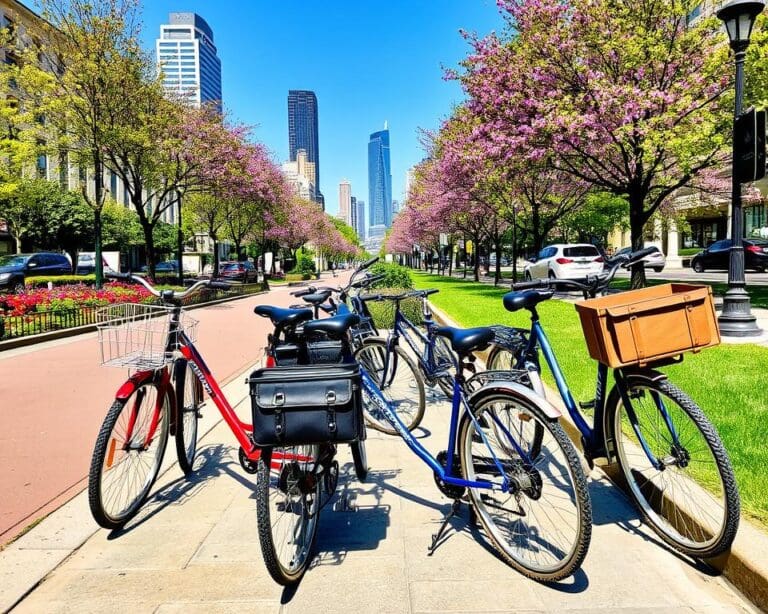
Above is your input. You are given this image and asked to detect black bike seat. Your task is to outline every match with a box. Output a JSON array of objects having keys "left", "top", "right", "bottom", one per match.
[
  {"left": 502, "top": 290, "right": 553, "bottom": 313},
  {"left": 303, "top": 313, "right": 361, "bottom": 340},
  {"left": 435, "top": 326, "right": 494, "bottom": 355},
  {"left": 301, "top": 290, "right": 332, "bottom": 305},
  {"left": 254, "top": 305, "right": 313, "bottom": 327}
]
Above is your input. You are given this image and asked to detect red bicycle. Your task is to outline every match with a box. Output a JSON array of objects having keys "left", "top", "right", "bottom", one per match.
[{"left": 87, "top": 274, "right": 279, "bottom": 529}]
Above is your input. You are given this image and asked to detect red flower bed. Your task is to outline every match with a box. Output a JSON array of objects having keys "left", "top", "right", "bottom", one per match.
[{"left": 0, "top": 282, "right": 154, "bottom": 317}]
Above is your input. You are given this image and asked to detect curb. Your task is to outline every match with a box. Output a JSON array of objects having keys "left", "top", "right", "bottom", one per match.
[
  {"left": 0, "top": 289, "right": 269, "bottom": 353},
  {"left": 429, "top": 301, "right": 768, "bottom": 612}
]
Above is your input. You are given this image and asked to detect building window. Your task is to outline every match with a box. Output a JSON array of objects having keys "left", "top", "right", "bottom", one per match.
[{"left": 109, "top": 170, "right": 118, "bottom": 198}]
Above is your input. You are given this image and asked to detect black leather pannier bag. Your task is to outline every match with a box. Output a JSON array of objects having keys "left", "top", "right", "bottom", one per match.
[{"left": 249, "top": 363, "right": 365, "bottom": 446}]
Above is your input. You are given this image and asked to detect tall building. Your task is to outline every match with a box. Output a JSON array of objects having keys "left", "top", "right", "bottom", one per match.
[
  {"left": 368, "top": 125, "right": 393, "bottom": 232},
  {"left": 355, "top": 198, "right": 366, "bottom": 240},
  {"left": 350, "top": 196, "right": 357, "bottom": 234},
  {"left": 338, "top": 180, "right": 351, "bottom": 224},
  {"left": 281, "top": 149, "right": 315, "bottom": 201},
  {"left": 405, "top": 167, "right": 416, "bottom": 201},
  {"left": 156, "top": 13, "right": 222, "bottom": 111},
  {"left": 288, "top": 90, "right": 323, "bottom": 207}
]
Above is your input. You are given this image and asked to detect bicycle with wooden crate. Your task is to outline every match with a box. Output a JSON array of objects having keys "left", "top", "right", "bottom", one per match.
[{"left": 486, "top": 246, "right": 740, "bottom": 559}]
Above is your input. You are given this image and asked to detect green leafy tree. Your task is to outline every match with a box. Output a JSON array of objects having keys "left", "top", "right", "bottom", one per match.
[{"left": 560, "top": 192, "right": 629, "bottom": 246}]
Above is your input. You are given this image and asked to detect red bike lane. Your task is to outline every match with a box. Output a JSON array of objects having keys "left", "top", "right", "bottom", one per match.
[{"left": 0, "top": 275, "right": 348, "bottom": 546}]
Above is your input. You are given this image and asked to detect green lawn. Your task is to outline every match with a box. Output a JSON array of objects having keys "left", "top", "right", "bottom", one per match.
[{"left": 413, "top": 271, "right": 768, "bottom": 527}]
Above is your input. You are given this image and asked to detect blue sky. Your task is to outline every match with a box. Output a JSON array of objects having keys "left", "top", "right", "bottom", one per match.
[{"left": 138, "top": 1, "right": 506, "bottom": 221}]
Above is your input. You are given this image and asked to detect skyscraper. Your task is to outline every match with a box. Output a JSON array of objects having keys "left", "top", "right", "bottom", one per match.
[
  {"left": 355, "top": 198, "right": 366, "bottom": 240},
  {"left": 368, "top": 125, "right": 392, "bottom": 233},
  {"left": 350, "top": 196, "right": 357, "bottom": 234},
  {"left": 338, "top": 180, "right": 351, "bottom": 224},
  {"left": 288, "top": 90, "right": 323, "bottom": 207},
  {"left": 156, "top": 13, "right": 222, "bottom": 111}
]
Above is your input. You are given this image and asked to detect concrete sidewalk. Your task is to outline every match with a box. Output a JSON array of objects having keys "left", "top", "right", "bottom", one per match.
[{"left": 1, "top": 367, "right": 758, "bottom": 612}]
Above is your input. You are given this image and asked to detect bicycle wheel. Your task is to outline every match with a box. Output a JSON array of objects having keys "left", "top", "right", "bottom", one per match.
[
  {"left": 354, "top": 337, "right": 425, "bottom": 435},
  {"left": 459, "top": 391, "right": 591, "bottom": 581},
  {"left": 487, "top": 346, "right": 515, "bottom": 371},
  {"left": 256, "top": 445, "right": 322, "bottom": 585},
  {"left": 173, "top": 359, "right": 202, "bottom": 476},
  {"left": 432, "top": 335, "right": 457, "bottom": 397},
  {"left": 351, "top": 439, "right": 368, "bottom": 481},
  {"left": 88, "top": 380, "right": 170, "bottom": 529},
  {"left": 606, "top": 377, "right": 739, "bottom": 558}
]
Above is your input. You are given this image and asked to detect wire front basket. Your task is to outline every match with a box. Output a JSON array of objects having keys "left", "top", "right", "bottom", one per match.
[{"left": 97, "top": 303, "right": 198, "bottom": 369}]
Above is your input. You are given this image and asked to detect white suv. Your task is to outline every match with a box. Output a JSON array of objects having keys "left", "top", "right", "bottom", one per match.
[{"left": 524, "top": 243, "right": 604, "bottom": 280}]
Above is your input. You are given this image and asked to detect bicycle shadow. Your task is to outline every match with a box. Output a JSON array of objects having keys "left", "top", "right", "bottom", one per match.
[
  {"left": 106, "top": 443, "right": 255, "bottom": 538},
  {"left": 586, "top": 477, "right": 721, "bottom": 576}
]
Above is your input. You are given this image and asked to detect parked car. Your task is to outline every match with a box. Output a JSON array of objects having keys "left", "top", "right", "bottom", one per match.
[
  {"left": 691, "top": 238, "right": 768, "bottom": 273},
  {"left": 75, "top": 253, "right": 114, "bottom": 275},
  {"left": 219, "top": 260, "right": 258, "bottom": 282},
  {"left": 0, "top": 252, "right": 72, "bottom": 294},
  {"left": 141, "top": 260, "right": 179, "bottom": 274},
  {"left": 524, "top": 243, "right": 604, "bottom": 280},
  {"left": 613, "top": 246, "right": 666, "bottom": 273}
]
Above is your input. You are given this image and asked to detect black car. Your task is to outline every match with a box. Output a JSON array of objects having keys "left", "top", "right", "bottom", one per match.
[
  {"left": 0, "top": 252, "right": 72, "bottom": 294},
  {"left": 691, "top": 238, "right": 768, "bottom": 273}
]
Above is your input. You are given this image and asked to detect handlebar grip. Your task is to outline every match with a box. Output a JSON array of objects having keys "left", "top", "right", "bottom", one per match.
[
  {"left": 625, "top": 246, "right": 659, "bottom": 266},
  {"left": 360, "top": 257, "right": 379, "bottom": 270},
  {"left": 291, "top": 287, "right": 316, "bottom": 297},
  {"left": 358, "top": 293, "right": 383, "bottom": 301},
  {"left": 207, "top": 281, "right": 232, "bottom": 290},
  {"left": 422, "top": 289, "right": 439, "bottom": 296},
  {"left": 105, "top": 271, "right": 132, "bottom": 281},
  {"left": 512, "top": 279, "right": 549, "bottom": 290}
]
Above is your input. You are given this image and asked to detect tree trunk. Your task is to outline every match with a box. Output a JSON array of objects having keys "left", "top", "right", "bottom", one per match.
[
  {"left": 494, "top": 241, "right": 502, "bottom": 286},
  {"left": 511, "top": 219, "right": 518, "bottom": 282},
  {"left": 211, "top": 232, "right": 220, "bottom": 278},
  {"left": 176, "top": 192, "right": 184, "bottom": 286},
  {"left": 93, "top": 155, "right": 104, "bottom": 289},
  {"left": 629, "top": 194, "right": 647, "bottom": 289},
  {"left": 448, "top": 242, "right": 453, "bottom": 277},
  {"left": 142, "top": 221, "right": 157, "bottom": 281}
]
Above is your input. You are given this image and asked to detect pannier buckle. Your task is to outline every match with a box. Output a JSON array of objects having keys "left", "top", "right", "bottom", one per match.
[
  {"left": 274, "top": 391, "right": 285, "bottom": 406},
  {"left": 326, "top": 390, "right": 336, "bottom": 404}
]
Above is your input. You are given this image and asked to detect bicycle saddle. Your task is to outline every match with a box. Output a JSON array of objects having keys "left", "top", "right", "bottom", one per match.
[
  {"left": 435, "top": 326, "right": 495, "bottom": 355},
  {"left": 254, "top": 305, "right": 313, "bottom": 327},
  {"left": 502, "top": 290, "right": 553, "bottom": 313},
  {"left": 303, "top": 313, "right": 361, "bottom": 340},
  {"left": 301, "top": 290, "right": 332, "bottom": 305}
]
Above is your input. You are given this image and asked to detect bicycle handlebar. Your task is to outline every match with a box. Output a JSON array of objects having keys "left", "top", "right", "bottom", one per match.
[
  {"left": 512, "top": 246, "right": 661, "bottom": 296},
  {"left": 105, "top": 272, "right": 231, "bottom": 301}
]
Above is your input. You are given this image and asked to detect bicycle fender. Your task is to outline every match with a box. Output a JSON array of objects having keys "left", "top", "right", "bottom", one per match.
[
  {"left": 115, "top": 371, "right": 156, "bottom": 400},
  {"left": 616, "top": 368, "right": 668, "bottom": 385},
  {"left": 467, "top": 380, "right": 561, "bottom": 420}
]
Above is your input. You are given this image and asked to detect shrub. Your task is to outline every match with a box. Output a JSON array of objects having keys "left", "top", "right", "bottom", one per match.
[
  {"left": 285, "top": 273, "right": 312, "bottom": 282},
  {"left": 365, "top": 287, "right": 423, "bottom": 329},
  {"left": 0, "top": 282, "right": 153, "bottom": 317},
  {"left": 291, "top": 254, "right": 316, "bottom": 276},
  {"left": 368, "top": 262, "right": 413, "bottom": 290},
  {"left": 26, "top": 275, "right": 96, "bottom": 288}
]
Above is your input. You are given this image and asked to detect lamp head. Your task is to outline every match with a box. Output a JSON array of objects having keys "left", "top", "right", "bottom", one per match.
[{"left": 717, "top": 0, "right": 766, "bottom": 51}]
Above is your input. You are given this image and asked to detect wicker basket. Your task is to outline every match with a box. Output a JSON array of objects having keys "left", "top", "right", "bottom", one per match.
[{"left": 574, "top": 284, "right": 720, "bottom": 368}]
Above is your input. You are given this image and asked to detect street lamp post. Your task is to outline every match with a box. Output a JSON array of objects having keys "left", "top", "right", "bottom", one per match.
[{"left": 716, "top": 0, "right": 765, "bottom": 337}]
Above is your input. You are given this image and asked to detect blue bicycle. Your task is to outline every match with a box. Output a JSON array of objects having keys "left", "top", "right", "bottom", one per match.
[
  {"left": 486, "top": 247, "right": 739, "bottom": 558},
  {"left": 359, "top": 322, "right": 592, "bottom": 581},
  {"left": 353, "top": 289, "right": 456, "bottom": 434}
]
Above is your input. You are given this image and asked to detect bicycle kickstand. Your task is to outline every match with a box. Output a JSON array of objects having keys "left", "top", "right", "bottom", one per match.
[{"left": 428, "top": 498, "right": 462, "bottom": 556}]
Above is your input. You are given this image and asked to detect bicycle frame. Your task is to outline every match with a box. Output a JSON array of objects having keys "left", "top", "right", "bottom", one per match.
[
  {"left": 360, "top": 366, "right": 529, "bottom": 494},
  {"left": 391, "top": 303, "right": 453, "bottom": 381}
]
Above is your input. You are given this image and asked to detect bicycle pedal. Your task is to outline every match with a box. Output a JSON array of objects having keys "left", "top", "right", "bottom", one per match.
[{"left": 579, "top": 399, "right": 596, "bottom": 410}]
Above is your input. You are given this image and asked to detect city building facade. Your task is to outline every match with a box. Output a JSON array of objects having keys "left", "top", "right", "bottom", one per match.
[
  {"left": 288, "top": 90, "right": 323, "bottom": 207},
  {"left": 155, "top": 12, "right": 222, "bottom": 111},
  {"left": 355, "top": 198, "right": 366, "bottom": 240},
  {"left": 368, "top": 126, "right": 392, "bottom": 230},
  {"left": 282, "top": 149, "right": 316, "bottom": 201},
  {"left": 338, "top": 180, "right": 351, "bottom": 225},
  {"left": 350, "top": 196, "right": 357, "bottom": 234}
]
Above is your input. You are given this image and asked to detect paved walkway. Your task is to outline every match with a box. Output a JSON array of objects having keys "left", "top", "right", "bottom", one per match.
[
  {"left": 0, "top": 271, "right": 761, "bottom": 612},
  {"left": 3, "top": 374, "right": 757, "bottom": 613},
  {"left": 0, "top": 275, "right": 348, "bottom": 546}
]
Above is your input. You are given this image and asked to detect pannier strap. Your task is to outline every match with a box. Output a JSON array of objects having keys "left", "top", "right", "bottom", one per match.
[{"left": 327, "top": 385, "right": 337, "bottom": 434}]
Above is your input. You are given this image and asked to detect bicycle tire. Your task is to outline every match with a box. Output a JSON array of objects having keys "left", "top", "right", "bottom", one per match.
[
  {"left": 354, "top": 337, "right": 425, "bottom": 435},
  {"left": 173, "top": 359, "right": 202, "bottom": 476},
  {"left": 458, "top": 391, "right": 591, "bottom": 581},
  {"left": 88, "top": 380, "right": 170, "bottom": 529},
  {"left": 256, "top": 445, "right": 321, "bottom": 585},
  {"left": 606, "top": 377, "right": 739, "bottom": 558},
  {"left": 350, "top": 439, "right": 368, "bottom": 482}
]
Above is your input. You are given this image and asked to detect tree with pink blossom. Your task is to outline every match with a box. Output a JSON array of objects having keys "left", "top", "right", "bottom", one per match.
[{"left": 459, "top": 0, "right": 736, "bottom": 286}]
